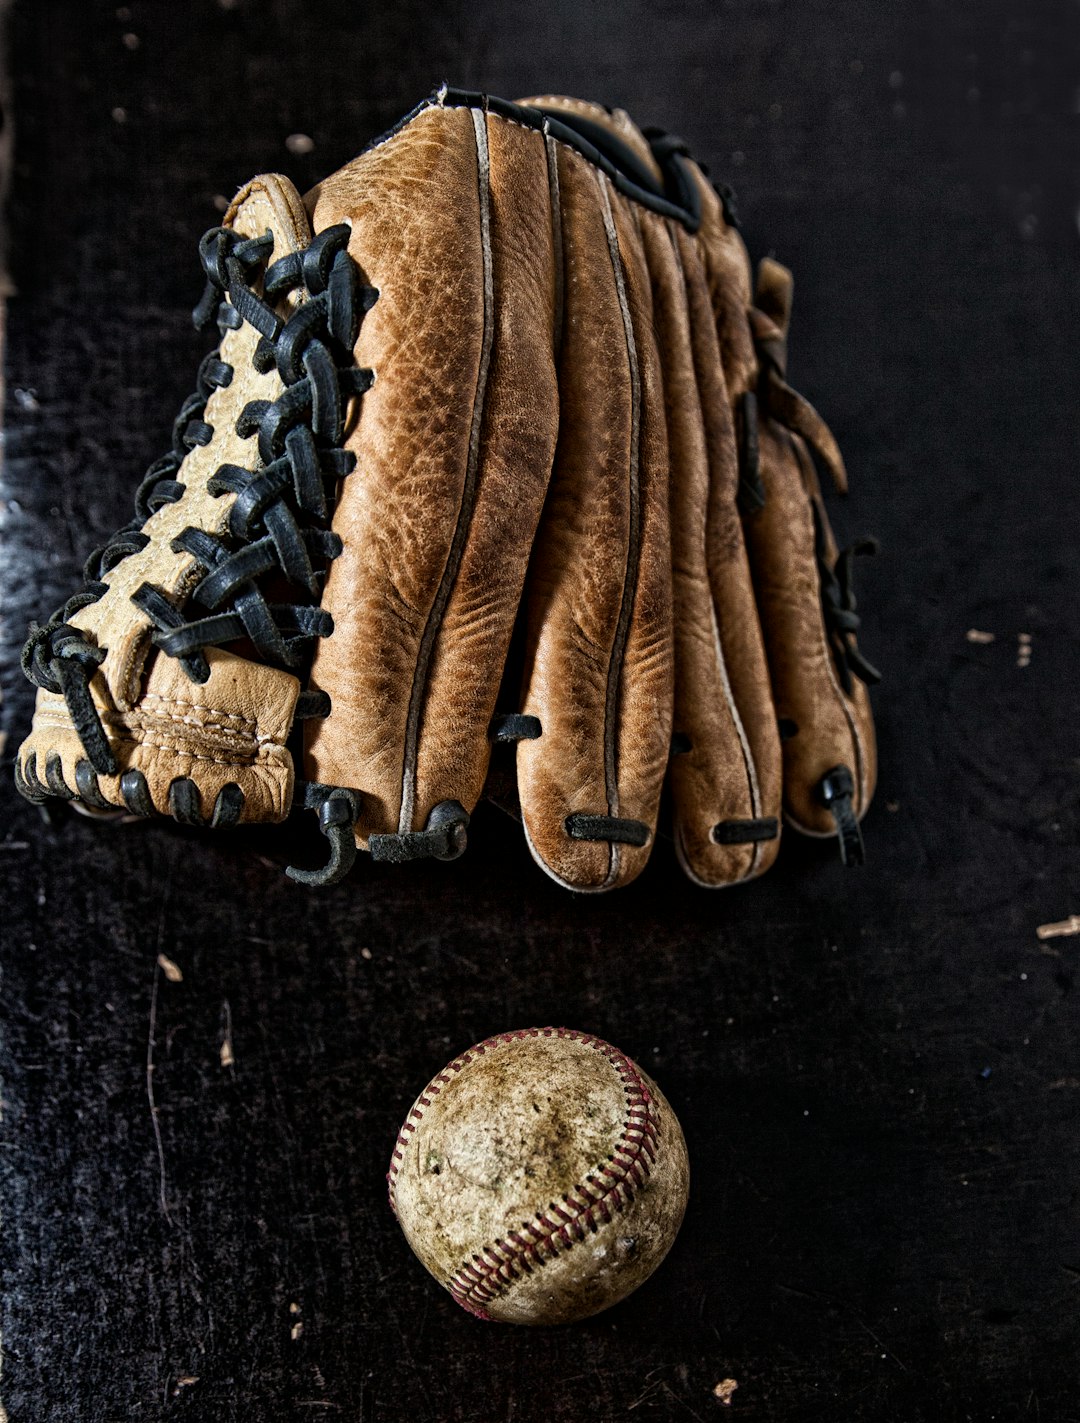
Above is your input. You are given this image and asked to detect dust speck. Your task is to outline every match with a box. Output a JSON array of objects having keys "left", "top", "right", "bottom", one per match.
[
  {"left": 966, "top": 628, "right": 995, "bottom": 644},
  {"left": 713, "top": 1378, "right": 739, "bottom": 1405},
  {"left": 157, "top": 953, "right": 183, "bottom": 983},
  {"left": 285, "top": 133, "right": 315, "bottom": 156}
]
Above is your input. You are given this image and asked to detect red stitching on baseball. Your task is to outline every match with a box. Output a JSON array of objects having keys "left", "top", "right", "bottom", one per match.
[{"left": 386, "top": 1027, "right": 661, "bottom": 1318}]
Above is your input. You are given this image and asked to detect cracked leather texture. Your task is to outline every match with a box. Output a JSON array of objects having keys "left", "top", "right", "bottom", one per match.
[
  {"left": 304, "top": 93, "right": 874, "bottom": 888},
  {"left": 15, "top": 89, "right": 877, "bottom": 888}
]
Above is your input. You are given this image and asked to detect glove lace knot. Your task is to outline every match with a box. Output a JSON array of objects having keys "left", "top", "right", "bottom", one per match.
[{"left": 21, "top": 221, "right": 376, "bottom": 783}]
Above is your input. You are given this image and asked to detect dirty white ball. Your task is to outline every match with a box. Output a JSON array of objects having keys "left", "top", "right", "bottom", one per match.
[{"left": 388, "top": 1027, "right": 690, "bottom": 1325}]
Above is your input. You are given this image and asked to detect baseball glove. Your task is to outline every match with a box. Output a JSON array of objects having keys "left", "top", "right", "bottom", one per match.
[{"left": 15, "top": 86, "right": 879, "bottom": 891}]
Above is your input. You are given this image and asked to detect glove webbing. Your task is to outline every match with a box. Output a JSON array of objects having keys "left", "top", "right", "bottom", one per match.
[{"left": 19, "top": 223, "right": 380, "bottom": 885}]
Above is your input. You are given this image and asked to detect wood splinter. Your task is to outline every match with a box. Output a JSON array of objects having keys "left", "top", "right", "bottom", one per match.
[{"left": 1036, "top": 916, "right": 1080, "bottom": 941}]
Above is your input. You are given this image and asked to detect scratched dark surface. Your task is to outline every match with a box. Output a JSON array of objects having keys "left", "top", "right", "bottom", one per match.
[{"left": 1, "top": 1, "right": 1078, "bottom": 1420}]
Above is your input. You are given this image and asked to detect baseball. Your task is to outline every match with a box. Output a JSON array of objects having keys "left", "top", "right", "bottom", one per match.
[{"left": 388, "top": 1027, "right": 690, "bottom": 1325}]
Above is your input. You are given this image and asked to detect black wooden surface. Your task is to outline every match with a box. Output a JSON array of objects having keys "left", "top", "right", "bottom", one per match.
[{"left": 1, "top": 2, "right": 1078, "bottom": 1419}]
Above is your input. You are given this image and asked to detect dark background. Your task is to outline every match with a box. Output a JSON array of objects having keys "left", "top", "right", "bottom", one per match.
[{"left": 1, "top": 1, "right": 1078, "bottom": 1419}]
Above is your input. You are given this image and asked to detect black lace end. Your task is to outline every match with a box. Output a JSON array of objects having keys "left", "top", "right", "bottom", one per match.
[
  {"left": 565, "top": 813, "right": 651, "bottom": 848},
  {"left": 488, "top": 713, "right": 542, "bottom": 744},
  {"left": 817, "top": 764, "right": 865, "bottom": 867},
  {"left": 369, "top": 800, "right": 470, "bottom": 864},
  {"left": 737, "top": 390, "right": 766, "bottom": 515},
  {"left": 712, "top": 817, "right": 779, "bottom": 845},
  {"left": 286, "top": 782, "right": 362, "bottom": 887}
]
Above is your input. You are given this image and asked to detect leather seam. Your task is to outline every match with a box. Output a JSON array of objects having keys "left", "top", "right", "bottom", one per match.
[
  {"left": 86, "top": 734, "right": 272, "bottom": 768},
  {"left": 544, "top": 126, "right": 565, "bottom": 360},
  {"left": 596, "top": 175, "right": 644, "bottom": 890},
  {"left": 669, "top": 222, "right": 763, "bottom": 879},
  {"left": 140, "top": 694, "right": 259, "bottom": 727},
  {"left": 121, "top": 714, "right": 272, "bottom": 747},
  {"left": 396, "top": 105, "right": 495, "bottom": 835},
  {"left": 32, "top": 708, "right": 279, "bottom": 749}
]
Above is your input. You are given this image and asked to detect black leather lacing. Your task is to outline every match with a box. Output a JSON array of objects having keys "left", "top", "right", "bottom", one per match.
[
  {"left": 566, "top": 813, "right": 650, "bottom": 848},
  {"left": 736, "top": 391, "right": 766, "bottom": 514},
  {"left": 369, "top": 800, "right": 471, "bottom": 865},
  {"left": 740, "top": 313, "right": 880, "bottom": 700},
  {"left": 643, "top": 126, "right": 740, "bottom": 232},
  {"left": 19, "top": 220, "right": 377, "bottom": 885},
  {"left": 488, "top": 713, "right": 542, "bottom": 744},
  {"left": 712, "top": 817, "right": 779, "bottom": 846},
  {"left": 811, "top": 503, "right": 881, "bottom": 696},
  {"left": 817, "top": 764, "right": 864, "bottom": 867}
]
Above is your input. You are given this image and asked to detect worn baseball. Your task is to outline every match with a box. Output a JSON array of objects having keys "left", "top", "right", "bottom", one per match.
[{"left": 387, "top": 1027, "right": 690, "bottom": 1325}]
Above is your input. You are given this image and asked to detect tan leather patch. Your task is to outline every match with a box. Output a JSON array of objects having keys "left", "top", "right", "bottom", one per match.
[
  {"left": 68, "top": 175, "right": 308, "bottom": 712},
  {"left": 20, "top": 647, "right": 300, "bottom": 822},
  {"left": 18, "top": 173, "right": 313, "bottom": 823}
]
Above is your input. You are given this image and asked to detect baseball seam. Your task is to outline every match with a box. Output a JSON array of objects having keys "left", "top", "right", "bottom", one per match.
[{"left": 387, "top": 1027, "right": 661, "bottom": 1319}]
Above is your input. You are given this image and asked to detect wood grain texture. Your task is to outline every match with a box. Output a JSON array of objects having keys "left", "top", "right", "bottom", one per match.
[{"left": 0, "top": 1, "right": 1077, "bottom": 1419}]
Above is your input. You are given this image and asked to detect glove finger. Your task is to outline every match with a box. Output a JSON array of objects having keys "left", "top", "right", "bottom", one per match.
[
  {"left": 515, "top": 147, "right": 673, "bottom": 892},
  {"left": 636, "top": 208, "right": 782, "bottom": 886},
  {"left": 303, "top": 100, "right": 561, "bottom": 854},
  {"left": 689, "top": 170, "right": 877, "bottom": 859},
  {"left": 743, "top": 256, "right": 877, "bottom": 850},
  {"left": 745, "top": 417, "right": 877, "bottom": 848}
]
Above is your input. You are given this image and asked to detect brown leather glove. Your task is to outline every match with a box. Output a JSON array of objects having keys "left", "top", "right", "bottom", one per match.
[{"left": 15, "top": 87, "right": 878, "bottom": 890}]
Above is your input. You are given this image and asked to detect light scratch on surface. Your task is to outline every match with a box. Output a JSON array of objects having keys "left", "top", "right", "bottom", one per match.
[
  {"left": 147, "top": 960, "right": 173, "bottom": 1223},
  {"left": 148, "top": 888, "right": 175, "bottom": 1225},
  {"left": 220, "top": 999, "right": 235, "bottom": 1068},
  {"left": 0, "top": 1323, "right": 8, "bottom": 1423}
]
